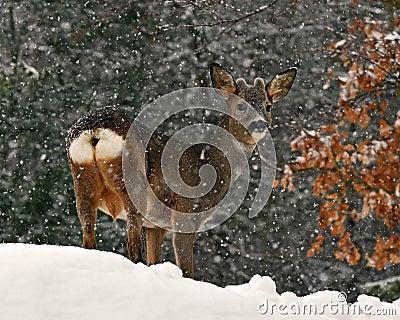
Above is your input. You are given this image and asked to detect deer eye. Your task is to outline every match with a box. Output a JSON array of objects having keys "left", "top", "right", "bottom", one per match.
[
  {"left": 237, "top": 103, "right": 247, "bottom": 112},
  {"left": 265, "top": 105, "right": 272, "bottom": 112}
]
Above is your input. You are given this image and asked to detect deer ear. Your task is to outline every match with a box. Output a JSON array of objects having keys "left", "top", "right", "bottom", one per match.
[
  {"left": 210, "top": 63, "right": 237, "bottom": 95},
  {"left": 266, "top": 67, "right": 297, "bottom": 102}
]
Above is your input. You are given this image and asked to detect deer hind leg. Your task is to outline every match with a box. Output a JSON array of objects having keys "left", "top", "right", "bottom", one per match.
[
  {"left": 70, "top": 163, "right": 102, "bottom": 249},
  {"left": 146, "top": 227, "right": 167, "bottom": 265},
  {"left": 96, "top": 155, "right": 144, "bottom": 264},
  {"left": 119, "top": 191, "right": 143, "bottom": 263},
  {"left": 173, "top": 232, "right": 196, "bottom": 278},
  {"left": 126, "top": 204, "right": 143, "bottom": 263}
]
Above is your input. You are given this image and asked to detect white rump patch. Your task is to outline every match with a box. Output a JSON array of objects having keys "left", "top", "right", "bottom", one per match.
[
  {"left": 69, "top": 128, "right": 125, "bottom": 164},
  {"left": 69, "top": 131, "right": 94, "bottom": 164},
  {"left": 95, "top": 128, "right": 125, "bottom": 160}
]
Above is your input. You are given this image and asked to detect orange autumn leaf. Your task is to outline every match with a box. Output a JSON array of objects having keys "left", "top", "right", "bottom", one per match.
[
  {"left": 356, "top": 138, "right": 370, "bottom": 152},
  {"left": 373, "top": 66, "right": 386, "bottom": 84},
  {"left": 335, "top": 232, "right": 361, "bottom": 265},
  {"left": 379, "top": 119, "right": 392, "bottom": 138},
  {"left": 359, "top": 105, "right": 370, "bottom": 129},
  {"left": 349, "top": 247, "right": 361, "bottom": 265},
  {"left": 306, "top": 235, "right": 325, "bottom": 258},
  {"left": 319, "top": 201, "right": 339, "bottom": 230},
  {"left": 344, "top": 144, "right": 355, "bottom": 151},
  {"left": 331, "top": 217, "right": 346, "bottom": 235},
  {"left": 380, "top": 100, "right": 388, "bottom": 112},
  {"left": 321, "top": 124, "right": 337, "bottom": 133},
  {"left": 344, "top": 108, "right": 360, "bottom": 123},
  {"left": 367, "top": 235, "right": 400, "bottom": 271}
]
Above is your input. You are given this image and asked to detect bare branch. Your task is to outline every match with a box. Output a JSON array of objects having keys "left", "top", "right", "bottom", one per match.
[{"left": 152, "top": 0, "right": 283, "bottom": 53}]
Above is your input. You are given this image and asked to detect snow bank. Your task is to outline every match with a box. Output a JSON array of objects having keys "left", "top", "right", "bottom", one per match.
[{"left": 0, "top": 244, "right": 398, "bottom": 320}]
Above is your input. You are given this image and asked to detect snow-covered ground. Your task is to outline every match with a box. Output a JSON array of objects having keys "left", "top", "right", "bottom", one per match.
[{"left": 0, "top": 244, "right": 398, "bottom": 320}]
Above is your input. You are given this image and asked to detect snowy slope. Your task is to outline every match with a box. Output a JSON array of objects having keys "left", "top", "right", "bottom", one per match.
[{"left": 0, "top": 244, "right": 398, "bottom": 320}]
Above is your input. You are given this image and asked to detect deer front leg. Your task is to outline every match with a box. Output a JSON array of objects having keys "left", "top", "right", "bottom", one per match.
[
  {"left": 173, "top": 232, "right": 196, "bottom": 278},
  {"left": 146, "top": 227, "right": 167, "bottom": 265}
]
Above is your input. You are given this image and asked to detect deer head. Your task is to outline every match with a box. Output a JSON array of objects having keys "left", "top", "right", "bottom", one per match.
[{"left": 210, "top": 62, "right": 297, "bottom": 144}]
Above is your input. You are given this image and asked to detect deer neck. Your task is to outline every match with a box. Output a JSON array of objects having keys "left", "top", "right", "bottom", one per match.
[
  {"left": 197, "top": 114, "right": 256, "bottom": 185},
  {"left": 218, "top": 114, "right": 257, "bottom": 159}
]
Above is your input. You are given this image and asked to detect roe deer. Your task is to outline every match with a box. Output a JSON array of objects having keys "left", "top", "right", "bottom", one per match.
[{"left": 67, "top": 63, "right": 297, "bottom": 277}]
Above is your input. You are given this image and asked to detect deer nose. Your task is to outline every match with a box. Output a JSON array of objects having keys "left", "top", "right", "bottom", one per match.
[{"left": 248, "top": 120, "right": 267, "bottom": 133}]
